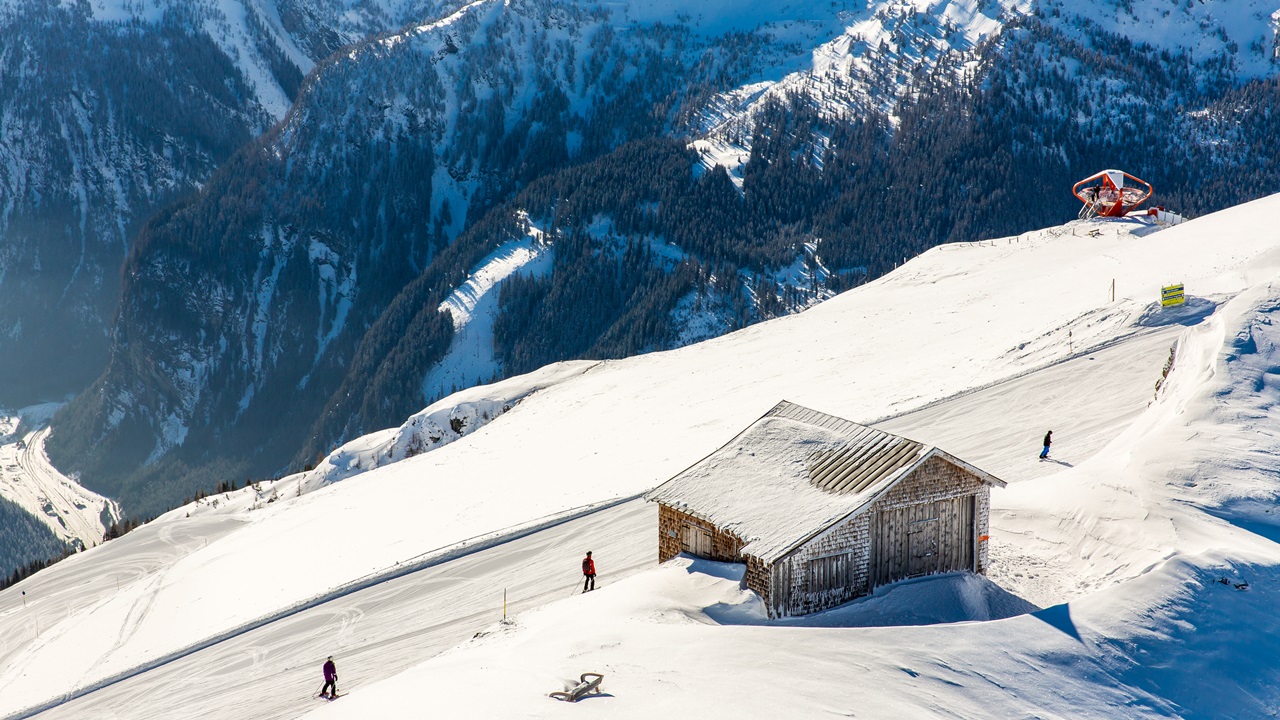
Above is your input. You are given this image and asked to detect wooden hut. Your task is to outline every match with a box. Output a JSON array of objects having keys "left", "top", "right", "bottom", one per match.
[{"left": 645, "top": 401, "right": 1006, "bottom": 618}]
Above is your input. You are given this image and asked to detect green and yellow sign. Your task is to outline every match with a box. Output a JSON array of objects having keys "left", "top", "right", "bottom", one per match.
[{"left": 1161, "top": 283, "right": 1185, "bottom": 308}]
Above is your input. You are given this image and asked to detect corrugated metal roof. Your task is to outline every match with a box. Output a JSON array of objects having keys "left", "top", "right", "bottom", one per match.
[
  {"left": 734, "top": 400, "right": 925, "bottom": 497},
  {"left": 645, "top": 400, "right": 1003, "bottom": 564}
]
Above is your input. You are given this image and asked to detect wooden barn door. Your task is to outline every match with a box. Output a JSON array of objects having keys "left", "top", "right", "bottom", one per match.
[
  {"left": 907, "top": 503, "right": 941, "bottom": 577},
  {"left": 946, "top": 495, "right": 975, "bottom": 573},
  {"left": 875, "top": 506, "right": 907, "bottom": 586},
  {"left": 681, "top": 523, "right": 712, "bottom": 557},
  {"left": 874, "top": 495, "right": 976, "bottom": 587}
]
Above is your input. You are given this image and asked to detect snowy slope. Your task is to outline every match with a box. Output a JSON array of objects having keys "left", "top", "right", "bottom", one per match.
[
  {"left": 421, "top": 216, "right": 554, "bottom": 401},
  {"left": 307, "top": 252, "right": 1280, "bottom": 719},
  {"left": 1047, "top": 0, "right": 1280, "bottom": 79},
  {"left": 4, "top": 195, "right": 1280, "bottom": 719}
]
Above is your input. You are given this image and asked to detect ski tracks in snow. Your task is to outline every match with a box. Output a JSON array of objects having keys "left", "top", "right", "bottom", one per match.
[{"left": 0, "top": 494, "right": 641, "bottom": 720}]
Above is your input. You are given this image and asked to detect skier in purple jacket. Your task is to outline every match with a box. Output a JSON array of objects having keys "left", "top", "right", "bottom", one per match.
[{"left": 321, "top": 656, "right": 338, "bottom": 699}]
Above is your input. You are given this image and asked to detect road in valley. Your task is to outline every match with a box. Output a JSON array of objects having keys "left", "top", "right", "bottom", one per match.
[{"left": 0, "top": 426, "right": 120, "bottom": 550}]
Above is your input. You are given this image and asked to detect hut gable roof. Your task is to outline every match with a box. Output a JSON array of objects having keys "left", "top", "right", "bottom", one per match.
[{"left": 645, "top": 401, "right": 1005, "bottom": 564}]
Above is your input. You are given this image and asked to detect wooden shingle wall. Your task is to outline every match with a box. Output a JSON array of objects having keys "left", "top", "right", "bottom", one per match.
[
  {"left": 772, "top": 512, "right": 872, "bottom": 617},
  {"left": 745, "top": 555, "right": 771, "bottom": 607},
  {"left": 875, "top": 456, "right": 986, "bottom": 512},
  {"left": 657, "top": 504, "right": 744, "bottom": 563},
  {"left": 868, "top": 456, "right": 989, "bottom": 589},
  {"left": 657, "top": 503, "right": 684, "bottom": 563},
  {"left": 976, "top": 489, "right": 991, "bottom": 573}
]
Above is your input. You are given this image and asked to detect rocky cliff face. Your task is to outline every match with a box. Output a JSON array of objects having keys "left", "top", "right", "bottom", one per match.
[
  {"left": 0, "top": 5, "right": 259, "bottom": 401},
  {"left": 0, "top": 0, "right": 447, "bottom": 403}
]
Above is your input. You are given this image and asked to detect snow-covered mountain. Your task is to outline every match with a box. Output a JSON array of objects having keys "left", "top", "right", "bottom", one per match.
[
  {"left": 694, "top": 0, "right": 1280, "bottom": 179},
  {"left": 37, "top": 0, "right": 1280, "bottom": 523},
  {"left": 5, "top": 192, "right": 1280, "bottom": 718},
  {"left": 43, "top": 0, "right": 845, "bottom": 516}
]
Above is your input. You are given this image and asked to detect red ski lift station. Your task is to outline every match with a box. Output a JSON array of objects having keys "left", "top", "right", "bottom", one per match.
[{"left": 1073, "top": 169, "right": 1184, "bottom": 225}]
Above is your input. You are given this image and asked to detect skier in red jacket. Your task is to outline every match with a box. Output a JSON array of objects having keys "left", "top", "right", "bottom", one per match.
[{"left": 582, "top": 551, "right": 596, "bottom": 592}]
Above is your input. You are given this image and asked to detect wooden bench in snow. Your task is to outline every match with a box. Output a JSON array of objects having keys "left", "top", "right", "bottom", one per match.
[{"left": 549, "top": 672, "right": 604, "bottom": 702}]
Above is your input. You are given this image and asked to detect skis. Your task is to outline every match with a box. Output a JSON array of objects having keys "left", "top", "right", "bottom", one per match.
[{"left": 317, "top": 683, "right": 344, "bottom": 702}]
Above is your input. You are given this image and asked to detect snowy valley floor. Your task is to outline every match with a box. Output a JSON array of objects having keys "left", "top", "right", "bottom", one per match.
[{"left": 3, "top": 198, "right": 1280, "bottom": 719}]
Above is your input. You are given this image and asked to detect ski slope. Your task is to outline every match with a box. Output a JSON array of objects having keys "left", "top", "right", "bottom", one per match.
[
  {"left": 4, "top": 194, "right": 1280, "bottom": 718},
  {"left": 5, "top": 501, "right": 655, "bottom": 720}
]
